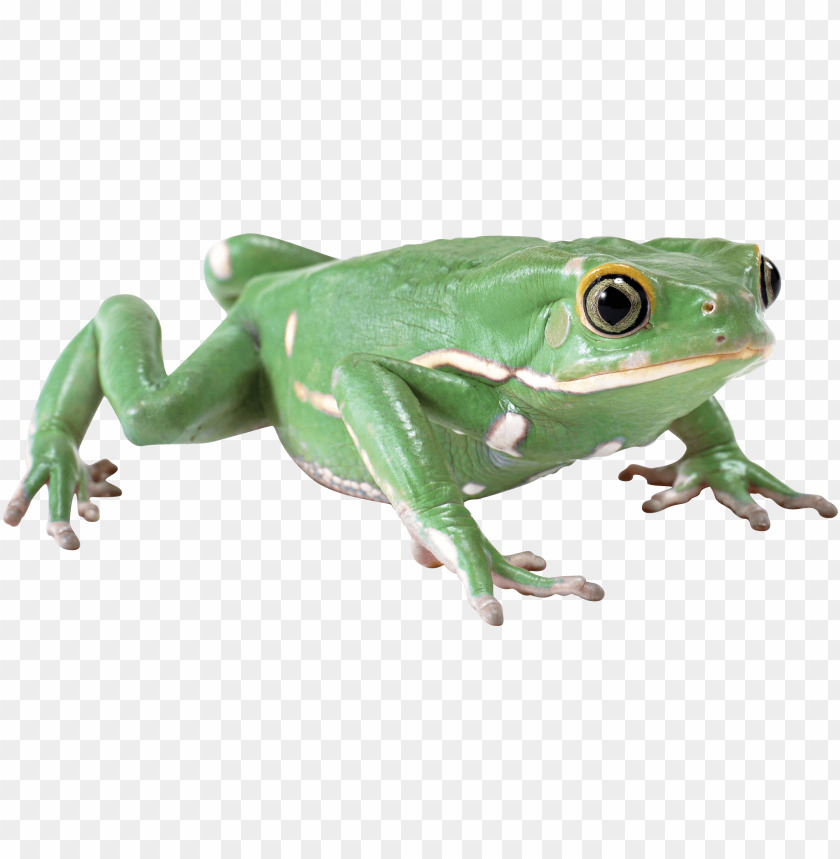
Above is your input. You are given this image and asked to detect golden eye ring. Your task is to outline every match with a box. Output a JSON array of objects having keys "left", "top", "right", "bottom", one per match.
[{"left": 575, "top": 263, "right": 655, "bottom": 338}]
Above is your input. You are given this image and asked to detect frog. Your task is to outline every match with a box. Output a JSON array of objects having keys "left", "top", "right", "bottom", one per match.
[{"left": 4, "top": 234, "right": 836, "bottom": 625}]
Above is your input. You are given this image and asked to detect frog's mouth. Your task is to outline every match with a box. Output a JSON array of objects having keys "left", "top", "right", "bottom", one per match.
[
  {"left": 410, "top": 345, "right": 772, "bottom": 394},
  {"left": 553, "top": 343, "right": 773, "bottom": 394}
]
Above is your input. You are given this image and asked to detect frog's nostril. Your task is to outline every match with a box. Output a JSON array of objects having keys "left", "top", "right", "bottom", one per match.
[
  {"left": 716, "top": 335, "right": 726, "bottom": 345},
  {"left": 702, "top": 301, "right": 716, "bottom": 314}
]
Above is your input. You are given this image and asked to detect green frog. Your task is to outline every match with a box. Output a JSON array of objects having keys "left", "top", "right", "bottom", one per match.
[{"left": 4, "top": 234, "right": 836, "bottom": 625}]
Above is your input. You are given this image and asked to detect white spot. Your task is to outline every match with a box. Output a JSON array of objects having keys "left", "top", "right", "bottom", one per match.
[
  {"left": 411, "top": 345, "right": 772, "bottom": 395},
  {"left": 293, "top": 381, "right": 341, "bottom": 418},
  {"left": 284, "top": 311, "right": 297, "bottom": 357},
  {"left": 562, "top": 255, "right": 586, "bottom": 276},
  {"left": 461, "top": 482, "right": 486, "bottom": 495},
  {"left": 207, "top": 240, "right": 232, "bottom": 281},
  {"left": 484, "top": 412, "right": 529, "bottom": 458},
  {"left": 584, "top": 438, "right": 624, "bottom": 459}
]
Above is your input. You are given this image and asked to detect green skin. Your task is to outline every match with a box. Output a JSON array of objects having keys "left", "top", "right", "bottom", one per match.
[{"left": 4, "top": 234, "right": 837, "bottom": 625}]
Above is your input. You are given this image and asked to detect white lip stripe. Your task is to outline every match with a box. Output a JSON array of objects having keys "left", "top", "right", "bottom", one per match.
[{"left": 410, "top": 346, "right": 771, "bottom": 395}]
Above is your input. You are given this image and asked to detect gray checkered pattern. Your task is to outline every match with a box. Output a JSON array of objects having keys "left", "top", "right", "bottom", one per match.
[{"left": 1, "top": 2, "right": 838, "bottom": 857}]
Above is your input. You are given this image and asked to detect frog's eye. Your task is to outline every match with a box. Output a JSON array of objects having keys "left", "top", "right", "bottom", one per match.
[
  {"left": 582, "top": 274, "right": 651, "bottom": 337},
  {"left": 759, "top": 255, "right": 781, "bottom": 309}
]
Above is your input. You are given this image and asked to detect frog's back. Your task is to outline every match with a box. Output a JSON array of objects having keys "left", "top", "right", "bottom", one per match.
[{"left": 242, "top": 235, "right": 551, "bottom": 355}]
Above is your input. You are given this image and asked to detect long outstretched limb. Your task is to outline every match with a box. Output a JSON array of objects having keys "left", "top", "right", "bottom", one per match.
[
  {"left": 620, "top": 396, "right": 837, "bottom": 528},
  {"left": 4, "top": 295, "right": 267, "bottom": 549},
  {"left": 332, "top": 354, "right": 604, "bottom": 626}
]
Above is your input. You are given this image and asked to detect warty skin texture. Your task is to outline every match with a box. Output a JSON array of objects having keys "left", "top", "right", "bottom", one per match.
[{"left": 4, "top": 234, "right": 836, "bottom": 624}]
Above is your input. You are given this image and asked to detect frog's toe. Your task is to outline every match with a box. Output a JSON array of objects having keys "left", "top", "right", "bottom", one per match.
[
  {"left": 550, "top": 575, "right": 605, "bottom": 601},
  {"left": 46, "top": 521, "right": 80, "bottom": 550},
  {"left": 470, "top": 593, "right": 504, "bottom": 626},
  {"left": 77, "top": 500, "right": 100, "bottom": 522},
  {"left": 410, "top": 537, "right": 443, "bottom": 568},
  {"left": 503, "top": 550, "right": 547, "bottom": 572},
  {"left": 754, "top": 488, "right": 838, "bottom": 519},
  {"left": 490, "top": 561, "right": 605, "bottom": 601},
  {"left": 89, "top": 459, "right": 119, "bottom": 482},
  {"left": 3, "top": 483, "right": 31, "bottom": 527},
  {"left": 711, "top": 488, "right": 771, "bottom": 531},
  {"left": 618, "top": 463, "right": 677, "bottom": 487},
  {"left": 641, "top": 484, "right": 703, "bottom": 513}
]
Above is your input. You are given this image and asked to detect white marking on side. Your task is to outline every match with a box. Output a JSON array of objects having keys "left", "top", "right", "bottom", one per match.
[
  {"left": 207, "top": 240, "right": 232, "bottom": 281},
  {"left": 484, "top": 412, "right": 529, "bottom": 457},
  {"left": 284, "top": 311, "right": 297, "bottom": 357},
  {"left": 411, "top": 345, "right": 772, "bottom": 395},
  {"left": 293, "top": 457, "right": 389, "bottom": 503},
  {"left": 461, "top": 482, "right": 486, "bottom": 495},
  {"left": 293, "top": 381, "right": 341, "bottom": 418},
  {"left": 524, "top": 465, "right": 564, "bottom": 484},
  {"left": 584, "top": 438, "right": 624, "bottom": 459}
]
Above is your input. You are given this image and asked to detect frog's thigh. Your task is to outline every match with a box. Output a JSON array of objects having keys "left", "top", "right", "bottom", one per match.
[{"left": 95, "top": 295, "right": 267, "bottom": 445}]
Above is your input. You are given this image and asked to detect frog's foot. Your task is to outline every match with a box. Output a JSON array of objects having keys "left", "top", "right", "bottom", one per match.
[
  {"left": 620, "top": 456, "right": 837, "bottom": 530},
  {"left": 409, "top": 537, "right": 504, "bottom": 623},
  {"left": 491, "top": 550, "right": 605, "bottom": 601},
  {"left": 4, "top": 455, "right": 122, "bottom": 550}
]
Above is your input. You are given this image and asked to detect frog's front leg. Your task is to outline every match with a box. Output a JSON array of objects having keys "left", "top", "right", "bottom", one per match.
[
  {"left": 332, "top": 354, "right": 603, "bottom": 625},
  {"left": 620, "top": 396, "right": 837, "bottom": 528}
]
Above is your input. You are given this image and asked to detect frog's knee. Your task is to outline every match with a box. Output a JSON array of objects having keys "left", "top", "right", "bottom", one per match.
[
  {"left": 120, "top": 400, "right": 180, "bottom": 447},
  {"left": 96, "top": 294, "right": 156, "bottom": 327}
]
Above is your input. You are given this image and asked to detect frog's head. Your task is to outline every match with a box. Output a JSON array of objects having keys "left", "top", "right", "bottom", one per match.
[{"left": 533, "top": 236, "right": 778, "bottom": 399}]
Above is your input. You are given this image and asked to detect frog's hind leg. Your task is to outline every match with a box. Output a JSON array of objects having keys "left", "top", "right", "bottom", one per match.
[
  {"left": 5, "top": 293, "right": 269, "bottom": 549},
  {"left": 204, "top": 233, "right": 336, "bottom": 313},
  {"left": 95, "top": 294, "right": 268, "bottom": 446}
]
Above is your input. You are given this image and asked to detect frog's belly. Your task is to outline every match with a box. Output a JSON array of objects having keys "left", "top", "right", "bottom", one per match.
[{"left": 433, "top": 417, "right": 670, "bottom": 500}]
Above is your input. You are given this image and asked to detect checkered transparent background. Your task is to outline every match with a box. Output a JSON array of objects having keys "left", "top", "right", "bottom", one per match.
[{"left": 1, "top": 2, "right": 838, "bottom": 856}]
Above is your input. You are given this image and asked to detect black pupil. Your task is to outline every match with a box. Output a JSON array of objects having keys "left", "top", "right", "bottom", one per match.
[{"left": 598, "top": 286, "right": 632, "bottom": 325}]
